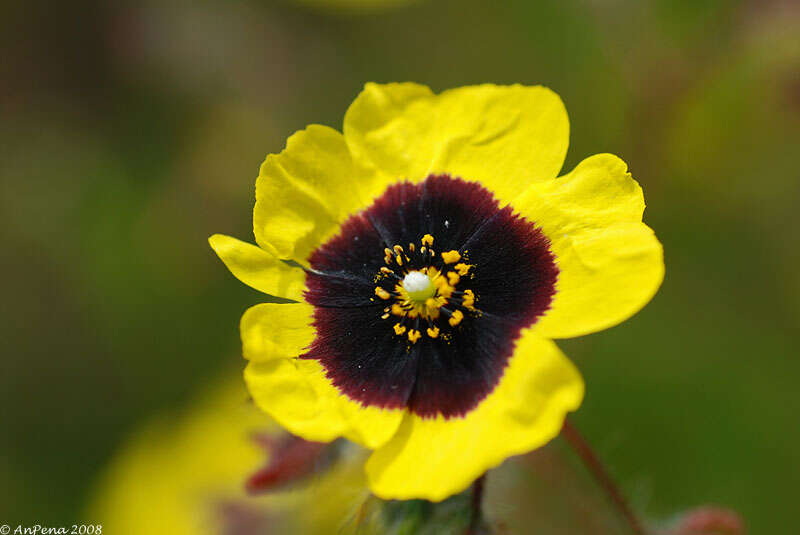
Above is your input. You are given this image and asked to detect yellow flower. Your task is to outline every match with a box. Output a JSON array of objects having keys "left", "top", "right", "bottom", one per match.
[
  {"left": 210, "top": 82, "right": 664, "bottom": 502},
  {"left": 87, "top": 378, "right": 369, "bottom": 534}
]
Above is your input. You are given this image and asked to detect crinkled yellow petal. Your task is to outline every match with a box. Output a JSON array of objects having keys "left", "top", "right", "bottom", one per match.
[
  {"left": 342, "top": 82, "right": 434, "bottom": 177},
  {"left": 344, "top": 82, "right": 569, "bottom": 203},
  {"left": 365, "top": 331, "right": 583, "bottom": 501},
  {"left": 241, "top": 303, "right": 316, "bottom": 362},
  {"left": 244, "top": 359, "right": 404, "bottom": 449},
  {"left": 536, "top": 222, "right": 664, "bottom": 338},
  {"left": 516, "top": 154, "right": 645, "bottom": 231},
  {"left": 209, "top": 234, "right": 305, "bottom": 301},
  {"left": 514, "top": 154, "right": 665, "bottom": 338},
  {"left": 253, "top": 124, "right": 391, "bottom": 264}
]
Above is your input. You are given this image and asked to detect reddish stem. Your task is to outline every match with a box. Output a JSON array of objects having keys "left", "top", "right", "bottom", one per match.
[
  {"left": 561, "top": 419, "right": 645, "bottom": 535},
  {"left": 466, "top": 473, "right": 486, "bottom": 535}
]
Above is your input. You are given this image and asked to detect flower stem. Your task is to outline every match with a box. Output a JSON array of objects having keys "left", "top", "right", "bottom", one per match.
[
  {"left": 561, "top": 419, "right": 645, "bottom": 535},
  {"left": 466, "top": 473, "right": 486, "bottom": 535}
]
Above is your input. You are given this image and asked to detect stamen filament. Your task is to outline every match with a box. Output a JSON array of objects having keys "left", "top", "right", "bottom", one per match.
[{"left": 374, "top": 232, "right": 478, "bottom": 339}]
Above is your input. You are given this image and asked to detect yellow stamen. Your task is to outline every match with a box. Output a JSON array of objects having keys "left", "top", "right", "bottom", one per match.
[
  {"left": 434, "top": 276, "right": 455, "bottom": 298},
  {"left": 374, "top": 236, "right": 479, "bottom": 336},
  {"left": 375, "top": 287, "right": 391, "bottom": 300},
  {"left": 454, "top": 263, "right": 471, "bottom": 276},
  {"left": 448, "top": 309, "right": 464, "bottom": 327},
  {"left": 441, "top": 250, "right": 461, "bottom": 264},
  {"left": 462, "top": 289, "right": 475, "bottom": 308}
]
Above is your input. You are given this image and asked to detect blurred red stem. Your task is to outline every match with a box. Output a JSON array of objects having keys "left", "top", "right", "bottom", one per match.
[
  {"left": 466, "top": 473, "right": 486, "bottom": 535},
  {"left": 561, "top": 419, "right": 644, "bottom": 535}
]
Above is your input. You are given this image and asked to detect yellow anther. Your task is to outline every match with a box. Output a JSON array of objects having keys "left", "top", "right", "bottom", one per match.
[
  {"left": 420, "top": 246, "right": 427, "bottom": 255},
  {"left": 434, "top": 276, "right": 455, "bottom": 298},
  {"left": 380, "top": 266, "right": 393, "bottom": 274},
  {"left": 393, "top": 245, "right": 404, "bottom": 255},
  {"left": 408, "top": 243, "right": 415, "bottom": 252},
  {"left": 375, "top": 287, "right": 391, "bottom": 300},
  {"left": 381, "top": 313, "right": 390, "bottom": 319},
  {"left": 447, "top": 272, "right": 460, "bottom": 286},
  {"left": 421, "top": 234, "right": 434, "bottom": 246},
  {"left": 426, "top": 326, "right": 440, "bottom": 338},
  {"left": 395, "top": 254, "right": 403, "bottom": 266},
  {"left": 407, "top": 329, "right": 422, "bottom": 343},
  {"left": 462, "top": 289, "right": 475, "bottom": 308},
  {"left": 391, "top": 304, "right": 406, "bottom": 316},
  {"left": 393, "top": 324, "right": 407, "bottom": 335},
  {"left": 448, "top": 309, "right": 464, "bottom": 327},
  {"left": 425, "top": 297, "right": 438, "bottom": 309},
  {"left": 441, "top": 250, "right": 461, "bottom": 264},
  {"left": 454, "top": 263, "right": 471, "bottom": 276}
]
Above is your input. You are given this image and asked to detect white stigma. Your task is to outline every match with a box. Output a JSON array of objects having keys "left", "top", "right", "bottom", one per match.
[{"left": 402, "top": 270, "right": 435, "bottom": 301}]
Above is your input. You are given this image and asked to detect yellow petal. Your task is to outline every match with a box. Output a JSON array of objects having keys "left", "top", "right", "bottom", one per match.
[
  {"left": 208, "top": 234, "right": 305, "bottom": 301},
  {"left": 241, "top": 303, "right": 316, "bottom": 362},
  {"left": 343, "top": 82, "right": 434, "bottom": 178},
  {"left": 365, "top": 331, "right": 583, "bottom": 501},
  {"left": 514, "top": 154, "right": 664, "bottom": 338},
  {"left": 244, "top": 359, "right": 404, "bottom": 449},
  {"left": 537, "top": 222, "right": 664, "bottom": 338},
  {"left": 344, "top": 82, "right": 569, "bottom": 203},
  {"left": 253, "top": 124, "right": 391, "bottom": 264}
]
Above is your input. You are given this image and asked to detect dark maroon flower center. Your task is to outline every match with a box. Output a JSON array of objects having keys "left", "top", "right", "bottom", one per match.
[{"left": 301, "top": 174, "right": 557, "bottom": 418}]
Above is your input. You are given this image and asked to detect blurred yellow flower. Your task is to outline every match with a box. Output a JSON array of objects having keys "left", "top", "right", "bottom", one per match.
[
  {"left": 87, "top": 378, "right": 370, "bottom": 534},
  {"left": 292, "top": 0, "right": 421, "bottom": 11},
  {"left": 211, "top": 82, "right": 664, "bottom": 501}
]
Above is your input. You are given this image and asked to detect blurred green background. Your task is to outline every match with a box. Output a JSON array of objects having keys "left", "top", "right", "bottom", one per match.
[{"left": 2, "top": 0, "right": 798, "bottom": 532}]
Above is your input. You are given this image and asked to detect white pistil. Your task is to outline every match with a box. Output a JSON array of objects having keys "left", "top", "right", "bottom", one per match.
[{"left": 402, "top": 270, "right": 436, "bottom": 301}]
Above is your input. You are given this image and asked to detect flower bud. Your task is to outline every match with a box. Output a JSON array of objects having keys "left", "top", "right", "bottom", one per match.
[
  {"left": 246, "top": 433, "right": 333, "bottom": 494},
  {"left": 671, "top": 507, "right": 745, "bottom": 535}
]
